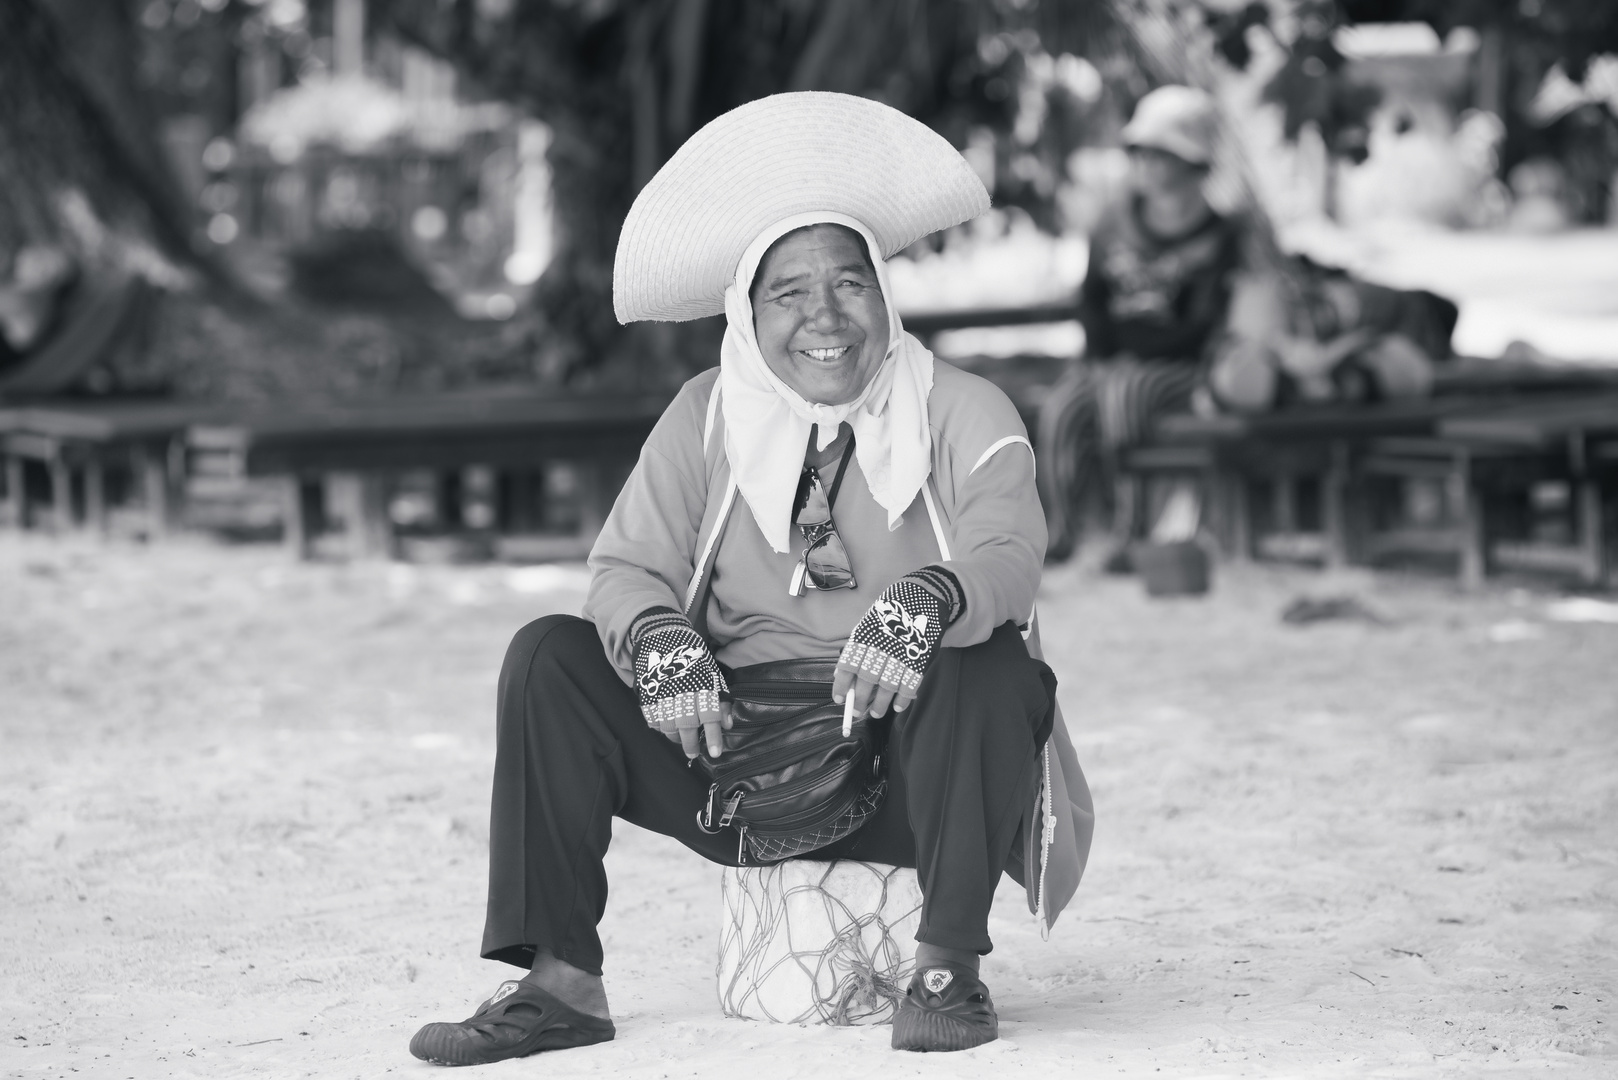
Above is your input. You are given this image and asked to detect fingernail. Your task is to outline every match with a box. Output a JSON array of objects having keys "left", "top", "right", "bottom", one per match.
[{"left": 708, "top": 744, "right": 720, "bottom": 758}]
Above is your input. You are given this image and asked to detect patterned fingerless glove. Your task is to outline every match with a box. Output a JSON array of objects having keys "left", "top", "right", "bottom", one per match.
[
  {"left": 838, "top": 566, "right": 965, "bottom": 695},
  {"left": 630, "top": 607, "right": 728, "bottom": 727}
]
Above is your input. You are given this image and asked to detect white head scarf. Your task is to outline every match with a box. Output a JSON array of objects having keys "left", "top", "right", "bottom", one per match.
[{"left": 720, "top": 212, "right": 934, "bottom": 554}]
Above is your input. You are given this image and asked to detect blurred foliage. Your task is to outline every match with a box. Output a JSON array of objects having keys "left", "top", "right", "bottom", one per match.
[
  {"left": 381, "top": 0, "right": 1125, "bottom": 384},
  {"left": 1205, "top": 1, "right": 1271, "bottom": 71},
  {"left": 146, "top": 286, "right": 541, "bottom": 402},
  {"left": 2, "top": 0, "right": 527, "bottom": 402},
  {"left": 28, "top": 0, "right": 1612, "bottom": 397},
  {"left": 1341, "top": 0, "right": 1618, "bottom": 84},
  {"left": 1258, "top": 1, "right": 1379, "bottom": 165},
  {"left": 9, "top": 0, "right": 1158, "bottom": 398},
  {"left": 0, "top": 2, "right": 183, "bottom": 269}
]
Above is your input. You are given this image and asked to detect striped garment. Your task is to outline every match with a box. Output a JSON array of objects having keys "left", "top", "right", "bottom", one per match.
[{"left": 1035, "top": 358, "right": 1199, "bottom": 560}]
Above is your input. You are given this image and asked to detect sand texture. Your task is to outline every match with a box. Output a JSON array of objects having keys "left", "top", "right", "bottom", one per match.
[{"left": 2, "top": 536, "right": 1613, "bottom": 1078}]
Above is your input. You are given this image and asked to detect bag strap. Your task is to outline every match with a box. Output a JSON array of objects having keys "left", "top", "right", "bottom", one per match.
[
  {"left": 823, "top": 433, "right": 855, "bottom": 510},
  {"left": 684, "top": 478, "right": 736, "bottom": 643}
]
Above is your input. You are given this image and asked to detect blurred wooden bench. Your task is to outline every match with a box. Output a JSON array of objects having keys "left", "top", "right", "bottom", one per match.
[
  {"left": 1127, "top": 400, "right": 1475, "bottom": 567},
  {"left": 902, "top": 303, "right": 1618, "bottom": 585},
  {"left": 187, "top": 390, "right": 669, "bottom": 559},
  {"left": 0, "top": 399, "right": 227, "bottom": 536},
  {"left": 1357, "top": 394, "right": 1618, "bottom": 588}
]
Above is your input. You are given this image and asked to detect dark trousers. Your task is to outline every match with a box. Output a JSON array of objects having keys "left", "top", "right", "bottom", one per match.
[{"left": 481, "top": 615, "right": 1055, "bottom": 976}]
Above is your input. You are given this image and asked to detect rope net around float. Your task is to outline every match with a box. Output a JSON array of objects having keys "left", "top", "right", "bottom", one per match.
[{"left": 717, "top": 860, "right": 922, "bottom": 1026}]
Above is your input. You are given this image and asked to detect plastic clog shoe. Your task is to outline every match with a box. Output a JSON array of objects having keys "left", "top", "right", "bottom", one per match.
[
  {"left": 890, "top": 965, "right": 998, "bottom": 1052},
  {"left": 409, "top": 980, "right": 615, "bottom": 1066}
]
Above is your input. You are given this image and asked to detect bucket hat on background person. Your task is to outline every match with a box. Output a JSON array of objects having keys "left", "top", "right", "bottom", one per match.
[{"left": 1121, "top": 84, "right": 1219, "bottom": 167}]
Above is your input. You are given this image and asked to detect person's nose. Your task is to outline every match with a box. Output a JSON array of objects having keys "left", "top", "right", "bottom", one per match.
[{"left": 805, "top": 284, "right": 847, "bottom": 334}]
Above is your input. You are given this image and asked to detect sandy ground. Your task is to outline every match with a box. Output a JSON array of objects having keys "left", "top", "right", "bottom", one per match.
[{"left": 2, "top": 534, "right": 1615, "bottom": 1080}]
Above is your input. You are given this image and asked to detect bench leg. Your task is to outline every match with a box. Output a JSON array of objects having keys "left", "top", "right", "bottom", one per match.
[
  {"left": 1, "top": 453, "right": 21, "bottom": 529},
  {"left": 436, "top": 469, "right": 464, "bottom": 530},
  {"left": 1272, "top": 474, "right": 1298, "bottom": 537},
  {"left": 503, "top": 469, "right": 544, "bottom": 534},
  {"left": 326, "top": 472, "right": 392, "bottom": 560},
  {"left": 1201, "top": 467, "right": 1228, "bottom": 554},
  {"left": 48, "top": 455, "right": 72, "bottom": 534},
  {"left": 282, "top": 475, "right": 318, "bottom": 560},
  {"left": 1451, "top": 451, "right": 1485, "bottom": 590},
  {"left": 1576, "top": 479, "right": 1606, "bottom": 586},
  {"left": 1223, "top": 468, "right": 1251, "bottom": 562},
  {"left": 136, "top": 445, "right": 170, "bottom": 540},
  {"left": 84, "top": 458, "right": 107, "bottom": 537},
  {"left": 356, "top": 473, "right": 393, "bottom": 559},
  {"left": 1322, "top": 441, "right": 1350, "bottom": 569}
]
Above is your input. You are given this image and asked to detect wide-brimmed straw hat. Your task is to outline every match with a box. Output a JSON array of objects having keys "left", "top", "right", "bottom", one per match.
[{"left": 614, "top": 91, "right": 990, "bottom": 324}]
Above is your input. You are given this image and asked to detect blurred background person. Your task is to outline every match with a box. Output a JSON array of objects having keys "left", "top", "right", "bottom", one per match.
[
  {"left": 1036, "top": 85, "right": 1252, "bottom": 567},
  {"left": 1208, "top": 257, "right": 1458, "bottom": 414}
]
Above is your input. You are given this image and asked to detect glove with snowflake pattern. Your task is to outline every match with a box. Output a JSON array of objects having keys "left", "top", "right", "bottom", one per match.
[
  {"left": 836, "top": 566, "right": 964, "bottom": 716},
  {"left": 631, "top": 607, "right": 728, "bottom": 757}
]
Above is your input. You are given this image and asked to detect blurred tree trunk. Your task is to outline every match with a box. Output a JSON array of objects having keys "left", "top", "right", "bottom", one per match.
[{"left": 0, "top": 0, "right": 193, "bottom": 276}]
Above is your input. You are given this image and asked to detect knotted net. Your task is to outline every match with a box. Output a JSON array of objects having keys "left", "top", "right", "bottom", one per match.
[{"left": 717, "top": 860, "right": 922, "bottom": 1025}]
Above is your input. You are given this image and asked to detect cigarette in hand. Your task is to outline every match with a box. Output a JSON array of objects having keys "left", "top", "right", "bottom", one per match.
[{"left": 843, "top": 692, "right": 856, "bottom": 737}]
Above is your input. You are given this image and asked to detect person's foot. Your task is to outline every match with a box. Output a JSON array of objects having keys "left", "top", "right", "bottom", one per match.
[
  {"left": 521, "top": 956, "right": 612, "bottom": 1021},
  {"left": 408, "top": 981, "right": 615, "bottom": 1066},
  {"left": 890, "top": 964, "right": 998, "bottom": 1052}
]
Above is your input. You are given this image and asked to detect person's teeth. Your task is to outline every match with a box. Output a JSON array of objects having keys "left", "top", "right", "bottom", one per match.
[{"left": 805, "top": 346, "right": 848, "bottom": 360}]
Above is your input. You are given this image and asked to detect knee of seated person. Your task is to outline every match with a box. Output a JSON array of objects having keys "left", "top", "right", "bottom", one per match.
[
  {"left": 943, "top": 624, "right": 1049, "bottom": 716},
  {"left": 1209, "top": 338, "right": 1278, "bottom": 414},
  {"left": 1362, "top": 334, "right": 1434, "bottom": 400},
  {"left": 502, "top": 613, "right": 596, "bottom": 676}
]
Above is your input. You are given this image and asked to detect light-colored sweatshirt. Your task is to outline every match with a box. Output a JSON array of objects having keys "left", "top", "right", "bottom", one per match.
[
  {"left": 582, "top": 362, "right": 1093, "bottom": 934},
  {"left": 583, "top": 361, "right": 1045, "bottom": 682}
]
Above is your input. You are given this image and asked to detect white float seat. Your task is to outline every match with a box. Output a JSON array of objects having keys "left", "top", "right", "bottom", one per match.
[{"left": 717, "top": 860, "right": 922, "bottom": 1025}]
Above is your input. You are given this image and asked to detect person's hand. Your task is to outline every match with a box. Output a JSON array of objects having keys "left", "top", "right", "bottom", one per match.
[
  {"left": 1275, "top": 328, "right": 1372, "bottom": 381},
  {"left": 632, "top": 610, "right": 729, "bottom": 759},
  {"left": 834, "top": 569, "right": 960, "bottom": 720}
]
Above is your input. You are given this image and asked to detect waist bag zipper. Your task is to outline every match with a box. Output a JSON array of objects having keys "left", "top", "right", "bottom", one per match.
[{"left": 696, "top": 784, "right": 743, "bottom": 835}]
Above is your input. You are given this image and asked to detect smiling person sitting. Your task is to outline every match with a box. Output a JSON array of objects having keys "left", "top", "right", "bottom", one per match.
[{"left": 408, "top": 92, "right": 1093, "bottom": 1065}]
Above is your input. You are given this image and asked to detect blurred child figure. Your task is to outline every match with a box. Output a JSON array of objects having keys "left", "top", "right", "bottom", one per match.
[
  {"left": 1209, "top": 263, "right": 1457, "bottom": 415},
  {"left": 1037, "top": 86, "right": 1250, "bottom": 565}
]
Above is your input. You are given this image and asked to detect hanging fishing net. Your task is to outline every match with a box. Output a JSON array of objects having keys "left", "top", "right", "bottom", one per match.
[{"left": 717, "top": 860, "right": 922, "bottom": 1025}]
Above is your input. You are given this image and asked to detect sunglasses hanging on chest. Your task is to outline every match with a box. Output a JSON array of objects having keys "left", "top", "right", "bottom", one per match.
[{"left": 788, "top": 436, "right": 857, "bottom": 596}]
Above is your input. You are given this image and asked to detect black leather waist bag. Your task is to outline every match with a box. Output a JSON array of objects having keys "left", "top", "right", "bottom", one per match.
[{"left": 694, "top": 657, "right": 886, "bottom": 865}]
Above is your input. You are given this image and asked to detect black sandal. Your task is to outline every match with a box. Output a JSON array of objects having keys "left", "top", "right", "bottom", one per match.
[
  {"left": 409, "top": 980, "right": 615, "bottom": 1066},
  {"left": 890, "top": 964, "right": 998, "bottom": 1052}
]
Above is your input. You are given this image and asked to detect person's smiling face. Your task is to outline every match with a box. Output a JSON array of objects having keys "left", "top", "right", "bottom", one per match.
[{"left": 750, "top": 224, "right": 890, "bottom": 406}]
